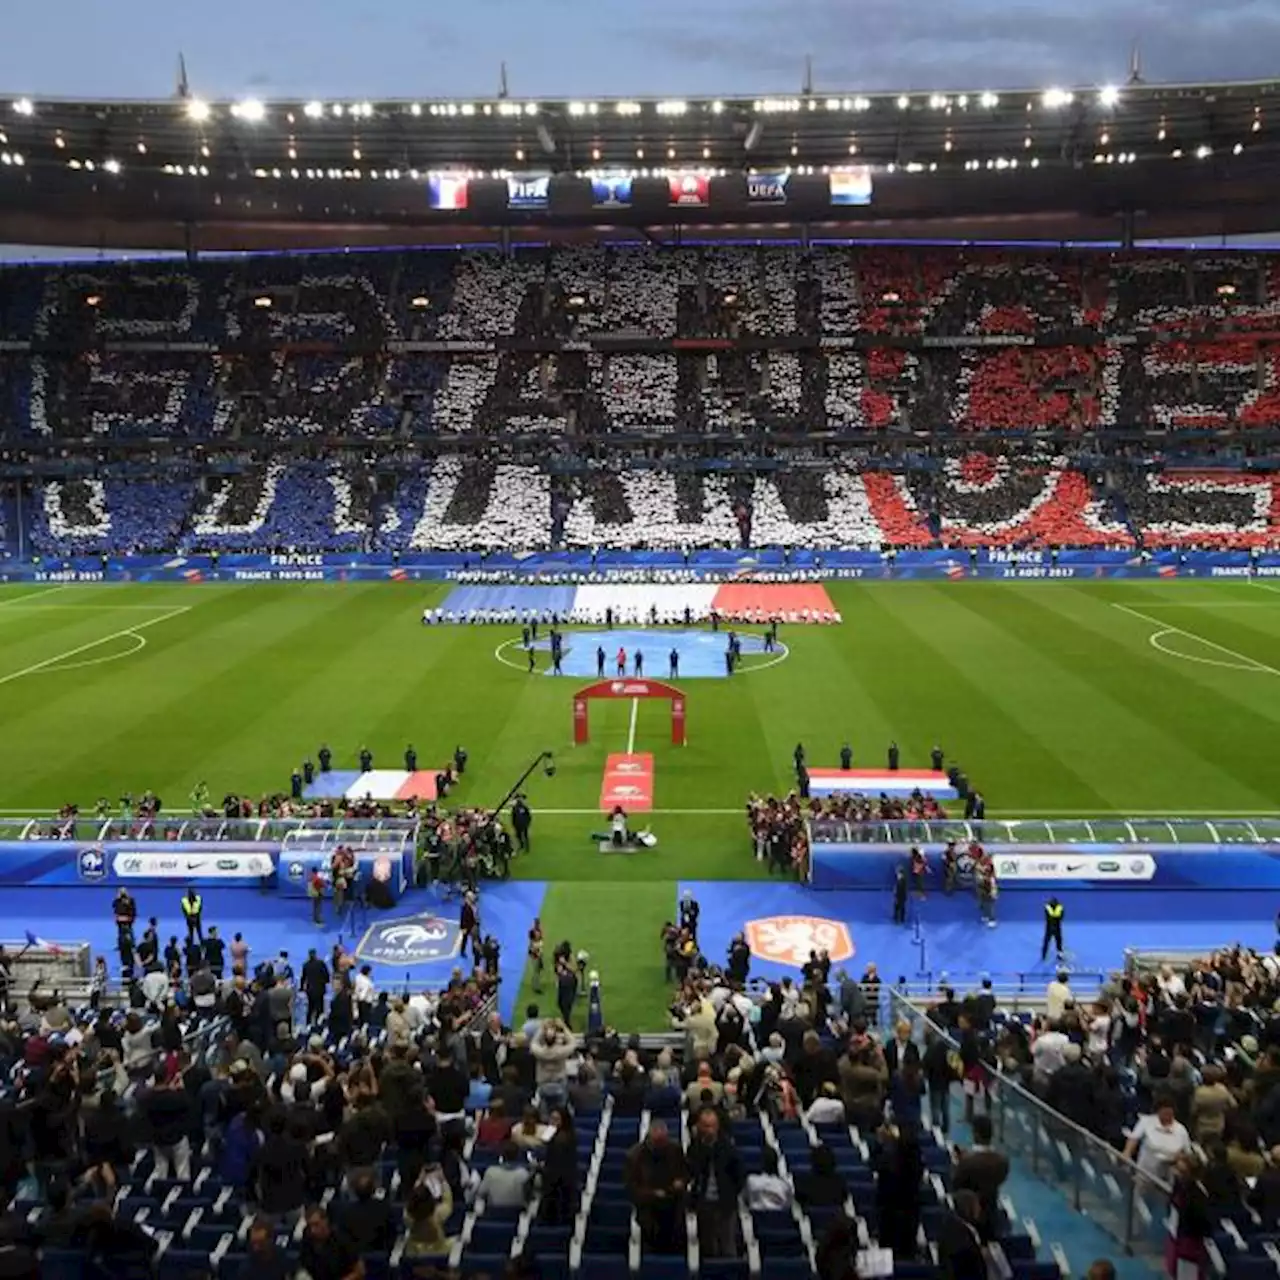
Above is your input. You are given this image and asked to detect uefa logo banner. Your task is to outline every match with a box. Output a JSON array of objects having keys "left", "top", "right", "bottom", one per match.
[{"left": 356, "top": 914, "right": 463, "bottom": 965}]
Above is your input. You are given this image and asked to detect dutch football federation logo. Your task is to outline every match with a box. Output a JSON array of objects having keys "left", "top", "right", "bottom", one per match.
[
  {"left": 744, "top": 916, "right": 854, "bottom": 967},
  {"left": 355, "top": 915, "right": 462, "bottom": 965}
]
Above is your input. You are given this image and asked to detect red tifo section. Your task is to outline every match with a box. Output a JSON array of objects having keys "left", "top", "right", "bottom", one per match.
[
  {"left": 709, "top": 583, "right": 836, "bottom": 616},
  {"left": 600, "top": 753, "right": 654, "bottom": 814},
  {"left": 393, "top": 772, "right": 439, "bottom": 802}
]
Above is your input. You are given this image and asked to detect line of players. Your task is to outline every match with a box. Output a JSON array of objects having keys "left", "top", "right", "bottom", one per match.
[
  {"left": 525, "top": 622, "right": 781, "bottom": 678},
  {"left": 423, "top": 604, "right": 834, "bottom": 627}
]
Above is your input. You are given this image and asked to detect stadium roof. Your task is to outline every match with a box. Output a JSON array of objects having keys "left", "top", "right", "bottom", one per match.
[
  {"left": 0, "top": 80, "right": 1279, "bottom": 251},
  {"left": 3, "top": 80, "right": 1278, "bottom": 174}
]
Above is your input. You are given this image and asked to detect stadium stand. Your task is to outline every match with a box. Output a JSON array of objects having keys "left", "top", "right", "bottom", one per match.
[{"left": 0, "top": 248, "right": 1277, "bottom": 554}]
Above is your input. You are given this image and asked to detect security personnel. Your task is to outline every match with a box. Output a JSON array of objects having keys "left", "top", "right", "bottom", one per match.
[
  {"left": 892, "top": 865, "right": 908, "bottom": 924},
  {"left": 669, "top": 647, "right": 679, "bottom": 679},
  {"left": 204, "top": 925, "right": 226, "bottom": 979},
  {"left": 1042, "top": 897, "right": 1065, "bottom": 961},
  {"left": 840, "top": 742, "right": 852, "bottom": 771},
  {"left": 794, "top": 742, "right": 806, "bottom": 778},
  {"left": 930, "top": 744, "right": 945, "bottom": 772},
  {"left": 318, "top": 743, "right": 332, "bottom": 773},
  {"left": 290, "top": 767, "right": 303, "bottom": 800},
  {"left": 113, "top": 888, "right": 137, "bottom": 956},
  {"left": 888, "top": 741, "right": 900, "bottom": 771},
  {"left": 454, "top": 745, "right": 468, "bottom": 775},
  {"left": 596, "top": 646, "right": 606, "bottom": 678},
  {"left": 359, "top": 745, "right": 373, "bottom": 773},
  {"left": 181, "top": 888, "right": 203, "bottom": 944}
]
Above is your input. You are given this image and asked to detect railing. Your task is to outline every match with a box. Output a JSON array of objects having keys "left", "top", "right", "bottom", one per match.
[
  {"left": 889, "top": 985, "right": 1172, "bottom": 1263},
  {"left": 809, "top": 816, "right": 1280, "bottom": 845},
  {"left": 1, "top": 815, "right": 421, "bottom": 843}
]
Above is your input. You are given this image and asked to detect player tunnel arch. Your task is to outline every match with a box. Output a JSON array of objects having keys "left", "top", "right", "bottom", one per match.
[{"left": 573, "top": 679, "right": 687, "bottom": 746}]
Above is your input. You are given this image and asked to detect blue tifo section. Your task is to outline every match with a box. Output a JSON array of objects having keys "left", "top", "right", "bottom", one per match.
[
  {"left": 440, "top": 584, "right": 577, "bottom": 614},
  {"left": 536, "top": 627, "right": 772, "bottom": 679},
  {"left": 5, "top": 548, "right": 1280, "bottom": 583},
  {"left": 301, "top": 769, "right": 361, "bottom": 801},
  {"left": 809, "top": 841, "right": 1280, "bottom": 891},
  {"left": 682, "top": 880, "right": 1276, "bottom": 987},
  {"left": 0, "top": 880, "right": 546, "bottom": 1028}
]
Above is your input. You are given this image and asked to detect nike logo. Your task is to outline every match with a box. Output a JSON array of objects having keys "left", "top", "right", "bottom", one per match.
[{"left": 1066, "top": 863, "right": 1085, "bottom": 872}]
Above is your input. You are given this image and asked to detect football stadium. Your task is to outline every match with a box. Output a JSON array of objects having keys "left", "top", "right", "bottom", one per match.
[{"left": 0, "top": 70, "right": 1279, "bottom": 1280}]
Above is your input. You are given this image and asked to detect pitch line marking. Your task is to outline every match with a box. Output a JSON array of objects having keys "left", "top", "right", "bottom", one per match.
[
  {"left": 0, "top": 605, "right": 191, "bottom": 687},
  {"left": 627, "top": 698, "right": 639, "bottom": 754},
  {"left": 0, "top": 585, "right": 72, "bottom": 609},
  {"left": 36, "top": 632, "right": 148, "bottom": 673},
  {"left": 1110, "top": 601, "right": 1280, "bottom": 677}
]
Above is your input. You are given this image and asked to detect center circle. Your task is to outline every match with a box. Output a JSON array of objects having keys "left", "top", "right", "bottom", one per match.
[{"left": 494, "top": 627, "right": 789, "bottom": 678}]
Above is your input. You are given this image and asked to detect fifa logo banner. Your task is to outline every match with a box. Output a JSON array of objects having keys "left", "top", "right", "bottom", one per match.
[
  {"left": 669, "top": 174, "right": 710, "bottom": 207},
  {"left": 747, "top": 173, "right": 789, "bottom": 204},
  {"left": 829, "top": 166, "right": 873, "bottom": 206},
  {"left": 591, "top": 175, "right": 633, "bottom": 207},
  {"left": 507, "top": 174, "right": 550, "bottom": 210},
  {"left": 428, "top": 174, "right": 469, "bottom": 211}
]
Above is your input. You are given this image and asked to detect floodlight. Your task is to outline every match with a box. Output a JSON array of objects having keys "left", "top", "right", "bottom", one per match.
[
  {"left": 186, "top": 98, "right": 211, "bottom": 123},
  {"left": 1099, "top": 85, "right": 1121, "bottom": 108},
  {"left": 303, "top": 101, "right": 324, "bottom": 119},
  {"left": 1041, "top": 89, "right": 1073, "bottom": 109},
  {"left": 11, "top": 98, "right": 33, "bottom": 117},
  {"left": 234, "top": 99, "right": 266, "bottom": 123}
]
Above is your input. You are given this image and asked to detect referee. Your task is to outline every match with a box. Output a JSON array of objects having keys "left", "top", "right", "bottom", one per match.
[{"left": 1041, "top": 896, "right": 1065, "bottom": 962}]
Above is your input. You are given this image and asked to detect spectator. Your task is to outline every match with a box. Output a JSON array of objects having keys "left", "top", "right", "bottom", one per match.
[
  {"left": 1124, "top": 1094, "right": 1191, "bottom": 1186},
  {"left": 746, "top": 1147, "right": 794, "bottom": 1211},
  {"left": 625, "top": 1118, "right": 688, "bottom": 1254},
  {"left": 403, "top": 1174, "right": 455, "bottom": 1259},
  {"left": 538, "top": 1108, "right": 579, "bottom": 1226},
  {"left": 140, "top": 1068, "right": 192, "bottom": 1180},
  {"left": 935, "top": 1189, "right": 989, "bottom": 1280},
  {"left": 237, "top": 1217, "right": 291, "bottom": 1280},
  {"left": 336, "top": 1168, "right": 396, "bottom": 1254},
  {"left": 298, "top": 1204, "right": 365, "bottom": 1280},
  {"left": 953, "top": 1115, "right": 1009, "bottom": 1240},
  {"left": 511, "top": 1106, "right": 547, "bottom": 1153},
  {"left": 874, "top": 1122, "right": 924, "bottom": 1259},
  {"left": 478, "top": 1141, "right": 532, "bottom": 1208},
  {"left": 796, "top": 1141, "right": 847, "bottom": 1209},
  {"left": 686, "top": 1106, "right": 745, "bottom": 1259},
  {"left": 250, "top": 1110, "right": 309, "bottom": 1224}
]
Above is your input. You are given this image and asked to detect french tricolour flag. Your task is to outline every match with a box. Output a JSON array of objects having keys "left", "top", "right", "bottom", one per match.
[
  {"left": 807, "top": 768, "right": 958, "bottom": 800},
  {"left": 25, "top": 929, "right": 61, "bottom": 955}
]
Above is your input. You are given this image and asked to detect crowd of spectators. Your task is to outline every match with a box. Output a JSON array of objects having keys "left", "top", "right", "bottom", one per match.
[{"left": 2, "top": 248, "right": 1280, "bottom": 555}]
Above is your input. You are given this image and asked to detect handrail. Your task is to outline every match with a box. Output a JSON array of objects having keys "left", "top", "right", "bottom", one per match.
[
  {"left": 807, "top": 815, "right": 1280, "bottom": 845},
  {"left": 888, "top": 984, "right": 1172, "bottom": 1261}
]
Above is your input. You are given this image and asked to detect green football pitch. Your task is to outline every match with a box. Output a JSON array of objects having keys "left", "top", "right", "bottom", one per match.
[{"left": 2, "top": 576, "right": 1279, "bottom": 1027}]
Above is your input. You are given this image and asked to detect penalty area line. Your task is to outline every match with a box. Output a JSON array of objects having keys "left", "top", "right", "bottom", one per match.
[
  {"left": 0, "top": 605, "right": 193, "bottom": 687},
  {"left": 1110, "top": 601, "right": 1280, "bottom": 676}
]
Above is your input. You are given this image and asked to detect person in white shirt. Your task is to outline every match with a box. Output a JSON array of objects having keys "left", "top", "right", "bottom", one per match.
[
  {"left": 353, "top": 965, "right": 376, "bottom": 1020},
  {"left": 1031, "top": 1022, "right": 1069, "bottom": 1084},
  {"left": 805, "top": 1083, "right": 846, "bottom": 1127},
  {"left": 1124, "top": 1096, "right": 1191, "bottom": 1183},
  {"left": 1157, "top": 965, "right": 1187, "bottom": 1001},
  {"left": 1046, "top": 972, "right": 1073, "bottom": 1023},
  {"left": 745, "top": 1148, "right": 794, "bottom": 1211}
]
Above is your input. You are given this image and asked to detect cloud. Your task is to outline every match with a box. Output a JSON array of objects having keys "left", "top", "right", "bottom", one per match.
[{"left": 620, "top": 0, "right": 1280, "bottom": 91}]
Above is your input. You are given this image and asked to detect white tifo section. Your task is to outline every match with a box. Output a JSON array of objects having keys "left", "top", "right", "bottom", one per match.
[
  {"left": 344, "top": 770, "right": 411, "bottom": 801},
  {"left": 750, "top": 471, "right": 881, "bottom": 547},
  {"left": 409, "top": 458, "right": 550, "bottom": 551},
  {"left": 571, "top": 584, "right": 719, "bottom": 623}
]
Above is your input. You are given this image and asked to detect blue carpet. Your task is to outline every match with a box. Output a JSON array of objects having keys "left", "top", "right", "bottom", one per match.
[
  {"left": 680, "top": 881, "right": 1276, "bottom": 986},
  {"left": 8, "top": 880, "right": 547, "bottom": 1027},
  {"left": 538, "top": 627, "right": 774, "bottom": 679}
]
